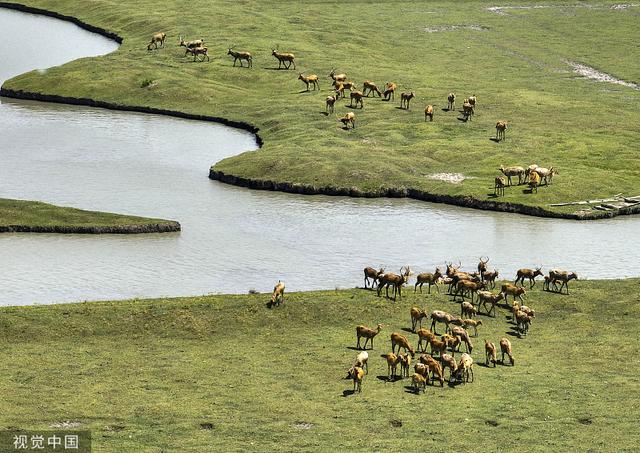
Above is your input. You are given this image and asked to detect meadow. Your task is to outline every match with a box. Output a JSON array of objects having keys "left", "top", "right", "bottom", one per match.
[
  {"left": 1, "top": 0, "right": 639, "bottom": 217},
  {"left": 1, "top": 279, "right": 639, "bottom": 451}
]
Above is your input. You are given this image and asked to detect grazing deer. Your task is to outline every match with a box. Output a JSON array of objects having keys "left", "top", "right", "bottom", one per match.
[
  {"left": 147, "top": 32, "right": 166, "bottom": 51},
  {"left": 494, "top": 176, "right": 507, "bottom": 196},
  {"left": 447, "top": 92, "right": 455, "bottom": 110},
  {"left": 515, "top": 268, "right": 543, "bottom": 288},
  {"left": 383, "top": 82, "right": 397, "bottom": 101},
  {"left": 410, "top": 307, "right": 428, "bottom": 332},
  {"left": 227, "top": 48, "right": 252, "bottom": 67},
  {"left": 363, "top": 267, "right": 385, "bottom": 289},
  {"left": 272, "top": 49, "right": 296, "bottom": 69},
  {"left": 271, "top": 281, "right": 285, "bottom": 306},
  {"left": 185, "top": 46, "right": 209, "bottom": 61},
  {"left": 391, "top": 332, "right": 415, "bottom": 357},
  {"left": 350, "top": 91, "right": 364, "bottom": 109},
  {"left": 496, "top": 121, "right": 507, "bottom": 141},
  {"left": 400, "top": 92, "right": 415, "bottom": 109},
  {"left": 363, "top": 80, "right": 382, "bottom": 97},
  {"left": 424, "top": 105, "right": 434, "bottom": 122},
  {"left": 377, "top": 267, "right": 412, "bottom": 300},
  {"left": 329, "top": 69, "right": 347, "bottom": 84},
  {"left": 462, "top": 100, "right": 474, "bottom": 120},
  {"left": 298, "top": 73, "right": 320, "bottom": 91},
  {"left": 339, "top": 112, "right": 356, "bottom": 129}
]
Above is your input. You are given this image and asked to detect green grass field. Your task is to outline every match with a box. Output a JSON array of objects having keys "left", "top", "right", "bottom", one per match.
[
  {"left": 3, "top": 0, "right": 640, "bottom": 217},
  {"left": 1, "top": 279, "right": 639, "bottom": 451},
  {"left": 0, "top": 198, "right": 179, "bottom": 232}
]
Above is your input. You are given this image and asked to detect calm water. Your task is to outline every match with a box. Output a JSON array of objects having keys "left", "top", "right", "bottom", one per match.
[{"left": 1, "top": 8, "right": 639, "bottom": 306}]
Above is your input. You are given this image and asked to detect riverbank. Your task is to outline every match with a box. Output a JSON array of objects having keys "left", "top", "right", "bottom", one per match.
[
  {"left": 1, "top": 0, "right": 638, "bottom": 220},
  {"left": 0, "top": 198, "right": 180, "bottom": 234},
  {"left": 1, "top": 279, "right": 638, "bottom": 451}
]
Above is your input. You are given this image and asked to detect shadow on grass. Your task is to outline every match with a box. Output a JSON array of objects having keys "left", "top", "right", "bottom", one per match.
[
  {"left": 490, "top": 137, "right": 501, "bottom": 143},
  {"left": 262, "top": 67, "right": 294, "bottom": 71},
  {"left": 404, "top": 385, "right": 424, "bottom": 394},
  {"left": 377, "top": 375, "right": 401, "bottom": 383},
  {"left": 400, "top": 327, "right": 414, "bottom": 333},
  {"left": 342, "top": 389, "right": 357, "bottom": 397},
  {"left": 345, "top": 346, "right": 365, "bottom": 351}
]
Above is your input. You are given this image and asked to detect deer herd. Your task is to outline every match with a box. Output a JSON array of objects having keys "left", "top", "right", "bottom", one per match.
[
  {"left": 343, "top": 257, "right": 578, "bottom": 394},
  {"left": 495, "top": 164, "right": 558, "bottom": 196}
]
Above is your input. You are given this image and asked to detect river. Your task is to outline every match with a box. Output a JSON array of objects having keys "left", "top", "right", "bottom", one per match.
[{"left": 1, "top": 7, "right": 638, "bottom": 306}]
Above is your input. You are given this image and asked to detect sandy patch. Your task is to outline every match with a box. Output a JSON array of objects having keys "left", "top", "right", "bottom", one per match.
[
  {"left": 565, "top": 61, "right": 640, "bottom": 90},
  {"left": 294, "top": 422, "right": 314, "bottom": 430},
  {"left": 426, "top": 173, "right": 470, "bottom": 184},
  {"left": 488, "top": 4, "right": 637, "bottom": 14},
  {"left": 50, "top": 421, "right": 82, "bottom": 429},
  {"left": 424, "top": 24, "right": 489, "bottom": 32}
]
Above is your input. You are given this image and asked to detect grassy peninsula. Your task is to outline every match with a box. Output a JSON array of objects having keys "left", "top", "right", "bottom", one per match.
[
  {"left": 1, "top": 1, "right": 639, "bottom": 218},
  {"left": 0, "top": 198, "right": 180, "bottom": 233},
  {"left": 1, "top": 279, "right": 639, "bottom": 451}
]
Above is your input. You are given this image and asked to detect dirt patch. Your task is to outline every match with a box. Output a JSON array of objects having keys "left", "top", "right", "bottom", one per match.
[
  {"left": 426, "top": 173, "right": 470, "bottom": 184},
  {"left": 611, "top": 4, "right": 638, "bottom": 9},
  {"left": 390, "top": 419, "right": 403, "bottom": 428},
  {"left": 294, "top": 421, "right": 314, "bottom": 430},
  {"left": 199, "top": 423, "right": 214, "bottom": 430},
  {"left": 49, "top": 421, "right": 82, "bottom": 429},
  {"left": 488, "top": 4, "right": 637, "bottom": 14},
  {"left": 565, "top": 61, "right": 640, "bottom": 90},
  {"left": 424, "top": 24, "right": 489, "bottom": 33}
]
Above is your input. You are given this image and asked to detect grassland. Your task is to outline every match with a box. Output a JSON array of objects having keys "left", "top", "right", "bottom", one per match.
[
  {"left": 1, "top": 279, "right": 639, "bottom": 451},
  {"left": 1, "top": 0, "right": 639, "bottom": 218},
  {"left": 0, "top": 198, "right": 180, "bottom": 233}
]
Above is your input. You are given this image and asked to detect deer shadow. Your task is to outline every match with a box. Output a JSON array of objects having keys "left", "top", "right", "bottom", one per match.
[
  {"left": 505, "top": 330, "right": 520, "bottom": 338},
  {"left": 404, "top": 385, "right": 423, "bottom": 394},
  {"left": 400, "top": 327, "right": 414, "bottom": 334},
  {"left": 523, "top": 188, "right": 536, "bottom": 194},
  {"left": 487, "top": 193, "right": 501, "bottom": 199},
  {"left": 442, "top": 107, "right": 452, "bottom": 112},
  {"left": 457, "top": 116, "right": 470, "bottom": 122},
  {"left": 345, "top": 346, "right": 366, "bottom": 351},
  {"left": 377, "top": 375, "right": 400, "bottom": 383},
  {"left": 342, "top": 389, "right": 357, "bottom": 397},
  {"left": 489, "top": 137, "right": 501, "bottom": 143},
  {"left": 320, "top": 111, "right": 331, "bottom": 116},
  {"left": 395, "top": 106, "right": 409, "bottom": 110},
  {"left": 262, "top": 67, "right": 293, "bottom": 71}
]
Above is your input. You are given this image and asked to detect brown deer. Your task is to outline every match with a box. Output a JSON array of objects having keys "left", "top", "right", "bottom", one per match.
[
  {"left": 363, "top": 80, "right": 382, "bottom": 97},
  {"left": 447, "top": 92, "right": 455, "bottom": 110},
  {"left": 227, "top": 48, "right": 252, "bottom": 67},
  {"left": 424, "top": 105, "right": 434, "bottom": 122},
  {"left": 383, "top": 82, "right": 397, "bottom": 101},
  {"left": 339, "top": 112, "right": 356, "bottom": 129},
  {"left": 298, "top": 73, "right": 319, "bottom": 91},
  {"left": 356, "top": 323, "right": 383, "bottom": 350},
  {"left": 325, "top": 95, "right": 337, "bottom": 114},
  {"left": 349, "top": 91, "right": 364, "bottom": 109},
  {"left": 410, "top": 307, "right": 428, "bottom": 332},
  {"left": 363, "top": 267, "right": 385, "bottom": 289},
  {"left": 271, "top": 281, "right": 285, "bottom": 306},
  {"left": 272, "top": 49, "right": 295, "bottom": 69},
  {"left": 147, "top": 32, "right": 166, "bottom": 51},
  {"left": 185, "top": 46, "right": 209, "bottom": 61},
  {"left": 414, "top": 267, "right": 442, "bottom": 294},
  {"left": 496, "top": 121, "right": 507, "bottom": 141},
  {"left": 377, "top": 267, "right": 412, "bottom": 300},
  {"left": 477, "top": 257, "right": 490, "bottom": 280},
  {"left": 548, "top": 269, "right": 578, "bottom": 294},
  {"left": 329, "top": 69, "right": 347, "bottom": 84},
  {"left": 391, "top": 332, "right": 415, "bottom": 357},
  {"left": 400, "top": 92, "right": 415, "bottom": 109},
  {"left": 515, "top": 267, "right": 543, "bottom": 288}
]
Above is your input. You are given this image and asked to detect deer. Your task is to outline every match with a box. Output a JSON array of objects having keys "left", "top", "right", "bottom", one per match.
[
  {"left": 462, "top": 100, "right": 474, "bottom": 120},
  {"left": 325, "top": 95, "right": 337, "bottom": 114},
  {"left": 329, "top": 69, "right": 347, "bottom": 84},
  {"left": 185, "top": 46, "right": 209, "bottom": 62},
  {"left": 419, "top": 354, "right": 444, "bottom": 386},
  {"left": 447, "top": 92, "right": 455, "bottom": 110},
  {"left": 548, "top": 269, "right": 578, "bottom": 294},
  {"left": 482, "top": 269, "right": 499, "bottom": 289},
  {"left": 356, "top": 324, "right": 383, "bottom": 350},
  {"left": 147, "top": 32, "right": 166, "bottom": 51},
  {"left": 499, "top": 165, "right": 526, "bottom": 186},
  {"left": 363, "top": 267, "right": 385, "bottom": 289},
  {"left": 271, "top": 49, "right": 295, "bottom": 69},
  {"left": 391, "top": 332, "right": 415, "bottom": 357},
  {"left": 477, "top": 291, "right": 504, "bottom": 317},
  {"left": 377, "top": 267, "right": 412, "bottom": 301},
  {"left": 468, "top": 95, "right": 477, "bottom": 107},
  {"left": 528, "top": 170, "right": 541, "bottom": 193},
  {"left": 477, "top": 257, "right": 490, "bottom": 281},
  {"left": 410, "top": 307, "right": 428, "bottom": 332},
  {"left": 362, "top": 80, "right": 382, "bottom": 97},
  {"left": 496, "top": 121, "right": 507, "bottom": 141},
  {"left": 227, "top": 48, "right": 252, "bottom": 67},
  {"left": 494, "top": 177, "right": 507, "bottom": 196},
  {"left": 298, "top": 73, "right": 320, "bottom": 91},
  {"left": 383, "top": 82, "right": 397, "bottom": 101},
  {"left": 515, "top": 267, "right": 543, "bottom": 288},
  {"left": 339, "top": 112, "right": 356, "bottom": 129},
  {"left": 501, "top": 283, "right": 526, "bottom": 303},
  {"left": 485, "top": 340, "right": 497, "bottom": 367},
  {"left": 533, "top": 167, "right": 557, "bottom": 185},
  {"left": 414, "top": 267, "right": 443, "bottom": 294},
  {"left": 400, "top": 92, "right": 415, "bottom": 109},
  {"left": 424, "top": 105, "right": 434, "bottom": 122},
  {"left": 455, "top": 353, "right": 474, "bottom": 384},
  {"left": 500, "top": 338, "right": 515, "bottom": 365},
  {"left": 430, "top": 310, "right": 454, "bottom": 335},
  {"left": 349, "top": 91, "right": 364, "bottom": 109},
  {"left": 416, "top": 328, "right": 436, "bottom": 352},
  {"left": 271, "top": 281, "right": 285, "bottom": 306},
  {"left": 180, "top": 36, "right": 204, "bottom": 49}
]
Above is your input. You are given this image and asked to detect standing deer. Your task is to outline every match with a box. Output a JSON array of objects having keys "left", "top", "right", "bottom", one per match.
[
  {"left": 447, "top": 92, "right": 455, "bottom": 110},
  {"left": 494, "top": 176, "right": 507, "bottom": 196},
  {"left": 377, "top": 267, "right": 412, "bottom": 300},
  {"left": 496, "top": 121, "right": 507, "bottom": 141},
  {"left": 272, "top": 49, "right": 296, "bottom": 69},
  {"left": 227, "top": 48, "right": 252, "bottom": 67},
  {"left": 400, "top": 92, "right": 415, "bottom": 109},
  {"left": 298, "top": 73, "right": 320, "bottom": 91},
  {"left": 363, "top": 267, "right": 385, "bottom": 289},
  {"left": 515, "top": 267, "right": 543, "bottom": 288},
  {"left": 424, "top": 105, "right": 434, "bottom": 122}
]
